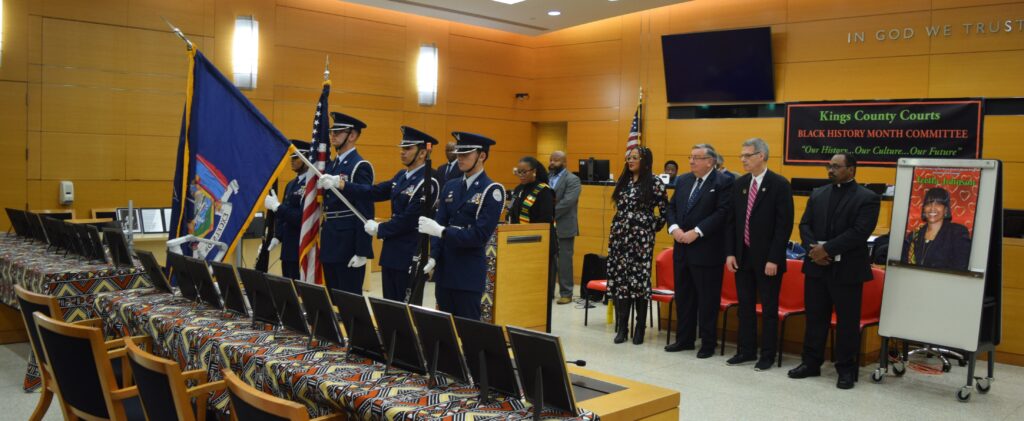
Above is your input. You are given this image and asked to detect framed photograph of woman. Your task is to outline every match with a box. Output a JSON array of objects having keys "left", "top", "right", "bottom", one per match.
[{"left": 900, "top": 166, "right": 981, "bottom": 272}]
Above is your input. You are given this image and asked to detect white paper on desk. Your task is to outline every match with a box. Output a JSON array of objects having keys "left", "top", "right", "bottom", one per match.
[{"left": 140, "top": 209, "right": 164, "bottom": 233}]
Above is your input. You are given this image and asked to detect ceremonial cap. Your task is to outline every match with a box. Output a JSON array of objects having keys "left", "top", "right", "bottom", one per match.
[
  {"left": 451, "top": 131, "right": 495, "bottom": 154},
  {"left": 398, "top": 126, "right": 438, "bottom": 147},
  {"left": 329, "top": 112, "right": 367, "bottom": 131}
]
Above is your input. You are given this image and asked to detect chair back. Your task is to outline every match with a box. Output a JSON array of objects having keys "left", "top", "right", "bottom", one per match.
[
  {"left": 654, "top": 248, "right": 674, "bottom": 290},
  {"left": 125, "top": 340, "right": 193, "bottom": 421},
  {"left": 778, "top": 259, "right": 806, "bottom": 310},
  {"left": 33, "top": 312, "right": 122, "bottom": 420},
  {"left": 223, "top": 369, "right": 309, "bottom": 421},
  {"left": 861, "top": 267, "right": 886, "bottom": 320},
  {"left": 580, "top": 253, "right": 607, "bottom": 285},
  {"left": 721, "top": 266, "right": 738, "bottom": 302},
  {"left": 14, "top": 285, "right": 62, "bottom": 377}
]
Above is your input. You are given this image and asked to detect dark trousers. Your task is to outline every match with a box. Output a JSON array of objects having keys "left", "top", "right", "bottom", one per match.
[
  {"left": 735, "top": 253, "right": 782, "bottom": 359},
  {"left": 557, "top": 237, "right": 575, "bottom": 298},
  {"left": 281, "top": 260, "right": 300, "bottom": 280},
  {"left": 323, "top": 262, "right": 365, "bottom": 295},
  {"left": 381, "top": 267, "right": 411, "bottom": 302},
  {"left": 802, "top": 275, "right": 863, "bottom": 376},
  {"left": 435, "top": 286, "right": 483, "bottom": 320},
  {"left": 675, "top": 262, "right": 723, "bottom": 348}
]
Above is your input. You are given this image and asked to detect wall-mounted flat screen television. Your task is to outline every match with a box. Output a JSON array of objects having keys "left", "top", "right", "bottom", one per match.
[{"left": 662, "top": 27, "right": 775, "bottom": 103}]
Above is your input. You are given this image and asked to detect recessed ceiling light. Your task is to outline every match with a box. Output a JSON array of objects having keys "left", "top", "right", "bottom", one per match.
[
  {"left": 493, "top": 0, "right": 526, "bottom": 4},
  {"left": 548, "top": 10, "right": 561, "bottom": 16}
]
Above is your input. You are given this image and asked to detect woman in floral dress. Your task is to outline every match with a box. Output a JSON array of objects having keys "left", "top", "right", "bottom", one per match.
[{"left": 607, "top": 146, "right": 667, "bottom": 344}]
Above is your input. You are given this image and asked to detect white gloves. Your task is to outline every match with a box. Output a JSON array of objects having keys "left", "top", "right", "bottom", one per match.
[
  {"left": 317, "top": 174, "right": 341, "bottom": 190},
  {"left": 364, "top": 220, "right": 379, "bottom": 236},
  {"left": 348, "top": 255, "right": 367, "bottom": 268},
  {"left": 417, "top": 216, "right": 445, "bottom": 238},
  {"left": 264, "top": 190, "right": 280, "bottom": 212},
  {"left": 422, "top": 257, "right": 436, "bottom": 274},
  {"left": 268, "top": 237, "right": 280, "bottom": 251}
]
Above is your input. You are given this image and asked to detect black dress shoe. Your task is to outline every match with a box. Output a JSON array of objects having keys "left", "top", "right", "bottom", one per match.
[
  {"left": 726, "top": 353, "right": 757, "bottom": 366},
  {"left": 787, "top": 363, "right": 821, "bottom": 379},
  {"left": 754, "top": 357, "right": 774, "bottom": 371},
  {"left": 837, "top": 373, "right": 856, "bottom": 390},
  {"left": 664, "top": 342, "right": 695, "bottom": 352},
  {"left": 696, "top": 347, "right": 715, "bottom": 359}
]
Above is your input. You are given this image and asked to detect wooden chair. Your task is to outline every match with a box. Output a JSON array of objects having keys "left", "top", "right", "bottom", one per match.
[
  {"left": 124, "top": 339, "right": 225, "bottom": 421},
  {"left": 14, "top": 285, "right": 64, "bottom": 421},
  {"left": 33, "top": 312, "right": 148, "bottom": 420},
  {"left": 222, "top": 369, "right": 344, "bottom": 421}
]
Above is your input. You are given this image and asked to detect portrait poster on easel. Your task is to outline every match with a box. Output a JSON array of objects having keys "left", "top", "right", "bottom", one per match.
[{"left": 899, "top": 167, "right": 981, "bottom": 274}]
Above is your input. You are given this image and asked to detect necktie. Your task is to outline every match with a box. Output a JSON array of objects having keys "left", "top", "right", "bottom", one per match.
[
  {"left": 744, "top": 179, "right": 758, "bottom": 247},
  {"left": 686, "top": 178, "right": 703, "bottom": 212}
]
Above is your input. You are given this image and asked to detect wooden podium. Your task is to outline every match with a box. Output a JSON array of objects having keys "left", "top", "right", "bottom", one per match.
[{"left": 486, "top": 223, "right": 551, "bottom": 331}]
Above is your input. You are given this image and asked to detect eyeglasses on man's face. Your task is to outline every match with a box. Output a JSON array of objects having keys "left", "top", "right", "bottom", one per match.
[
  {"left": 739, "top": 152, "right": 762, "bottom": 160},
  {"left": 688, "top": 155, "right": 712, "bottom": 161},
  {"left": 826, "top": 164, "right": 847, "bottom": 171}
]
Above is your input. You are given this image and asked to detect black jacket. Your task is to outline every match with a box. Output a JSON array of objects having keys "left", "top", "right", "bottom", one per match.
[
  {"left": 799, "top": 181, "right": 880, "bottom": 284},
  {"left": 901, "top": 221, "right": 971, "bottom": 271},
  {"left": 666, "top": 170, "right": 733, "bottom": 266},
  {"left": 726, "top": 170, "right": 794, "bottom": 271}
]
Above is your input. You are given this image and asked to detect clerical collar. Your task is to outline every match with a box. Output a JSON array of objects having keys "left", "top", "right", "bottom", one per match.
[{"left": 834, "top": 179, "right": 855, "bottom": 189}]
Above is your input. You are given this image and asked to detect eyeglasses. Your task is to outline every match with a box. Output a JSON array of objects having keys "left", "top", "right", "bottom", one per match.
[
  {"left": 739, "top": 152, "right": 762, "bottom": 159},
  {"left": 625, "top": 155, "right": 641, "bottom": 161},
  {"left": 688, "top": 155, "right": 712, "bottom": 161},
  {"left": 826, "top": 164, "right": 847, "bottom": 171},
  {"left": 512, "top": 168, "right": 536, "bottom": 176}
]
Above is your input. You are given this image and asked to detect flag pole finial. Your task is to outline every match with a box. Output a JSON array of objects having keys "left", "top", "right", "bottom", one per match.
[
  {"left": 324, "top": 55, "right": 331, "bottom": 81},
  {"left": 161, "top": 16, "right": 194, "bottom": 51}
]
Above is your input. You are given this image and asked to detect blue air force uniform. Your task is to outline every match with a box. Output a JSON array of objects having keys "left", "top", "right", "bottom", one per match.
[
  {"left": 321, "top": 112, "right": 375, "bottom": 294},
  {"left": 345, "top": 126, "right": 440, "bottom": 301},
  {"left": 273, "top": 140, "right": 310, "bottom": 280},
  {"left": 428, "top": 132, "right": 505, "bottom": 320}
]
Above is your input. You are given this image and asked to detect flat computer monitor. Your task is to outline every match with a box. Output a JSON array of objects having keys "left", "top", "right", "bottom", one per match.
[
  {"left": 182, "top": 256, "right": 223, "bottom": 310},
  {"left": 5, "top": 208, "right": 30, "bottom": 238},
  {"left": 368, "top": 297, "right": 426, "bottom": 374},
  {"left": 411, "top": 306, "right": 470, "bottom": 384},
  {"left": 134, "top": 250, "right": 173, "bottom": 294},
  {"left": 330, "top": 289, "right": 384, "bottom": 362},
  {"left": 506, "top": 326, "right": 579, "bottom": 415},
  {"left": 264, "top": 275, "right": 309, "bottom": 335},
  {"left": 101, "top": 227, "right": 134, "bottom": 267},
  {"left": 26, "top": 213, "right": 49, "bottom": 243},
  {"left": 40, "top": 217, "right": 65, "bottom": 251},
  {"left": 81, "top": 224, "right": 107, "bottom": 262},
  {"left": 293, "top": 281, "right": 345, "bottom": 347},
  {"left": 208, "top": 261, "right": 248, "bottom": 316},
  {"left": 165, "top": 252, "right": 199, "bottom": 302},
  {"left": 236, "top": 267, "right": 279, "bottom": 327},
  {"left": 62, "top": 221, "right": 87, "bottom": 256},
  {"left": 453, "top": 317, "right": 520, "bottom": 399}
]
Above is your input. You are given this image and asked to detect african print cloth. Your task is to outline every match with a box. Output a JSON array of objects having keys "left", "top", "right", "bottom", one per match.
[
  {"left": 94, "top": 289, "right": 599, "bottom": 420},
  {"left": 0, "top": 233, "right": 149, "bottom": 391}
]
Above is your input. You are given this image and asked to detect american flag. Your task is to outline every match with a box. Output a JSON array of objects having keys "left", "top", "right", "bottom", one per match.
[
  {"left": 626, "top": 99, "right": 642, "bottom": 155},
  {"left": 298, "top": 82, "right": 330, "bottom": 284}
]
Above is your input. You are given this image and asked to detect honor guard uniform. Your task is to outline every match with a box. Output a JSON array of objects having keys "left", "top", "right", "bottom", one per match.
[
  {"left": 263, "top": 139, "right": 310, "bottom": 280},
  {"left": 342, "top": 126, "right": 440, "bottom": 301},
  {"left": 316, "top": 112, "right": 375, "bottom": 294},
  {"left": 417, "top": 132, "right": 505, "bottom": 320}
]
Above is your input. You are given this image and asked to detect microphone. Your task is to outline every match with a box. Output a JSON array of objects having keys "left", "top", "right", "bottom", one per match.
[{"left": 566, "top": 360, "right": 586, "bottom": 367}]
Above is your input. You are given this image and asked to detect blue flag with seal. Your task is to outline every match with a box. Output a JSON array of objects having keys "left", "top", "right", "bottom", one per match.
[{"left": 169, "top": 50, "right": 292, "bottom": 261}]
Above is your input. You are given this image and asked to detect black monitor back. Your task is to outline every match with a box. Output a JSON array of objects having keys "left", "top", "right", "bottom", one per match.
[
  {"left": 182, "top": 256, "right": 222, "bottom": 310},
  {"left": 135, "top": 250, "right": 173, "bottom": 294},
  {"left": 236, "top": 267, "right": 279, "bottom": 326},
  {"left": 208, "top": 261, "right": 248, "bottom": 316},
  {"left": 368, "top": 297, "right": 426, "bottom": 374},
  {"left": 507, "top": 326, "right": 578, "bottom": 414},
  {"left": 63, "top": 221, "right": 87, "bottom": 256},
  {"left": 165, "top": 252, "right": 198, "bottom": 301},
  {"left": 411, "top": 306, "right": 470, "bottom": 384},
  {"left": 5, "top": 208, "right": 30, "bottom": 237},
  {"left": 264, "top": 275, "right": 308, "bottom": 335},
  {"left": 101, "top": 227, "right": 134, "bottom": 267},
  {"left": 83, "top": 225, "right": 107, "bottom": 262},
  {"left": 293, "top": 281, "right": 345, "bottom": 346},
  {"left": 453, "top": 317, "right": 520, "bottom": 398},
  {"left": 25, "top": 212, "right": 48, "bottom": 243},
  {"left": 330, "top": 289, "right": 384, "bottom": 361}
]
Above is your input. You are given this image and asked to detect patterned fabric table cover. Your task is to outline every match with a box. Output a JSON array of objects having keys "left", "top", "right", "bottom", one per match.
[
  {"left": 95, "top": 289, "right": 599, "bottom": 421},
  {"left": 0, "top": 233, "right": 150, "bottom": 391}
]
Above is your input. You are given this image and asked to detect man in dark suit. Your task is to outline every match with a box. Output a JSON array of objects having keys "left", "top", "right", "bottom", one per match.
[
  {"left": 724, "top": 138, "right": 794, "bottom": 371},
  {"left": 263, "top": 140, "right": 311, "bottom": 280},
  {"left": 665, "top": 144, "right": 733, "bottom": 358},
  {"left": 549, "top": 150, "right": 581, "bottom": 304},
  {"left": 418, "top": 132, "right": 505, "bottom": 320},
  {"left": 316, "top": 112, "right": 375, "bottom": 294},
  {"left": 788, "top": 153, "right": 879, "bottom": 390},
  {"left": 434, "top": 141, "right": 462, "bottom": 185}
]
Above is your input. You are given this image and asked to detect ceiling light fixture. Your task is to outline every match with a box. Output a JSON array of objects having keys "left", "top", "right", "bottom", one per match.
[
  {"left": 547, "top": 10, "right": 561, "bottom": 16},
  {"left": 493, "top": 0, "right": 526, "bottom": 4}
]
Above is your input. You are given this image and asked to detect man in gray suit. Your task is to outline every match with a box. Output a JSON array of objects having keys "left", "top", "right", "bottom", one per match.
[{"left": 549, "top": 151, "right": 581, "bottom": 305}]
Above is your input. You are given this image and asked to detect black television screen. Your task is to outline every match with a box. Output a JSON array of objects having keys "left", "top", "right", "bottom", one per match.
[{"left": 662, "top": 27, "right": 775, "bottom": 103}]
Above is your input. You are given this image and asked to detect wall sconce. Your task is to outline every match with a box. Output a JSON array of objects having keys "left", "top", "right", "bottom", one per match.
[
  {"left": 417, "top": 43, "right": 438, "bottom": 106},
  {"left": 233, "top": 15, "right": 259, "bottom": 90}
]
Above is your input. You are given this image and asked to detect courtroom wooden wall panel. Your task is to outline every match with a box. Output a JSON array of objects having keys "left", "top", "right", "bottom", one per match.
[
  {"left": 567, "top": 121, "right": 621, "bottom": 157},
  {"left": 532, "top": 16, "right": 623, "bottom": 48},
  {"left": 0, "top": 82, "right": 29, "bottom": 231},
  {"left": 932, "top": 0, "right": 1024, "bottom": 9},
  {"left": 783, "top": 12, "right": 931, "bottom": 62},
  {"left": 980, "top": 116, "right": 1024, "bottom": 163},
  {"left": 666, "top": 0, "right": 787, "bottom": 34},
  {"left": 37, "top": 0, "right": 129, "bottom": 26},
  {"left": 125, "top": 181, "right": 174, "bottom": 207},
  {"left": 125, "top": 136, "right": 178, "bottom": 181},
  {"left": 343, "top": 17, "right": 407, "bottom": 62},
  {"left": 929, "top": 3, "right": 1024, "bottom": 54},
  {"left": 929, "top": 51, "right": 1024, "bottom": 98},
  {"left": 446, "top": 69, "right": 534, "bottom": 110},
  {"left": 533, "top": 75, "right": 622, "bottom": 111},
  {"left": 785, "top": 0, "right": 931, "bottom": 23},
  {"left": 272, "top": 47, "right": 341, "bottom": 89},
  {"left": 534, "top": 41, "right": 622, "bottom": 79},
  {"left": 127, "top": 0, "right": 215, "bottom": 36},
  {"left": 40, "top": 133, "right": 126, "bottom": 180},
  {"left": 782, "top": 56, "right": 932, "bottom": 102},
  {"left": 663, "top": 119, "right": 785, "bottom": 158},
  {"left": 448, "top": 35, "right": 534, "bottom": 78},
  {"left": 274, "top": 6, "right": 346, "bottom": 53},
  {"left": 0, "top": 0, "right": 29, "bottom": 82},
  {"left": 338, "top": 55, "right": 406, "bottom": 98}
]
